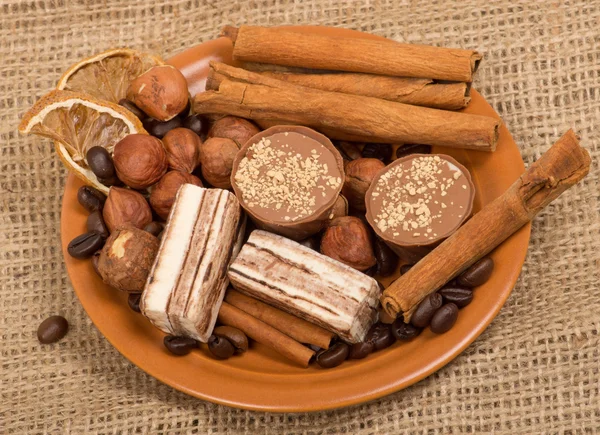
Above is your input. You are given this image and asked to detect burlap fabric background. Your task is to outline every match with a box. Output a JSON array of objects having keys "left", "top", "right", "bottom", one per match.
[{"left": 2, "top": 0, "right": 599, "bottom": 433}]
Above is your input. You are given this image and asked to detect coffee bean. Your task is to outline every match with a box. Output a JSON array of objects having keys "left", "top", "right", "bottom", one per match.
[
  {"left": 362, "top": 143, "right": 392, "bottom": 162},
  {"left": 348, "top": 341, "right": 374, "bottom": 359},
  {"left": 439, "top": 286, "right": 473, "bottom": 308},
  {"left": 307, "top": 344, "right": 321, "bottom": 353},
  {"left": 68, "top": 232, "right": 105, "bottom": 259},
  {"left": 373, "top": 238, "right": 399, "bottom": 277},
  {"left": 86, "top": 210, "right": 109, "bottom": 239},
  {"left": 457, "top": 257, "right": 494, "bottom": 287},
  {"left": 316, "top": 342, "right": 350, "bottom": 368},
  {"left": 365, "top": 322, "right": 396, "bottom": 351},
  {"left": 86, "top": 146, "right": 115, "bottom": 180},
  {"left": 400, "top": 263, "right": 414, "bottom": 275},
  {"left": 208, "top": 334, "right": 235, "bottom": 359},
  {"left": 299, "top": 235, "right": 320, "bottom": 251},
  {"left": 77, "top": 185, "right": 106, "bottom": 212},
  {"left": 183, "top": 114, "right": 209, "bottom": 138},
  {"left": 143, "top": 221, "right": 164, "bottom": 237},
  {"left": 335, "top": 141, "right": 363, "bottom": 161},
  {"left": 128, "top": 293, "right": 142, "bottom": 313},
  {"left": 91, "top": 251, "right": 101, "bottom": 276},
  {"left": 395, "top": 144, "right": 432, "bottom": 159},
  {"left": 144, "top": 117, "right": 183, "bottom": 139},
  {"left": 411, "top": 293, "right": 443, "bottom": 328},
  {"left": 163, "top": 335, "right": 198, "bottom": 356},
  {"left": 97, "top": 175, "right": 123, "bottom": 187},
  {"left": 430, "top": 303, "right": 459, "bottom": 334},
  {"left": 118, "top": 98, "right": 146, "bottom": 120},
  {"left": 213, "top": 326, "right": 248, "bottom": 353},
  {"left": 37, "top": 315, "right": 69, "bottom": 344},
  {"left": 391, "top": 318, "right": 422, "bottom": 341}
]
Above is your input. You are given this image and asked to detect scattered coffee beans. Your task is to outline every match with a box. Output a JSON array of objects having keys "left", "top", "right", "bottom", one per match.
[
  {"left": 430, "top": 303, "right": 459, "bottom": 334},
  {"left": 143, "top": 221, "right": 164, "bottom": 237},
  {"left": 395, "top": 143, "right": 432, "bottom": 159},
  {"left": 411, "top": 293, "right": 443, "bottom": 328},
  {"left": 391, "top": 318, "right": 422, "bottom": 341},
  {"left": 439, "top": 286, "right": 473, "bottom": 308},
  {"left": 182, "top": 114, "right": 208, "bottom": 138},
  {"left": 144, "top": 117, "right": 183, "bottom": 138},
  {"left": 86, "top": 146, "right": 115, "bottom": 180},
  {"left": 348, "top": 341, "right": 374, "bottom": 359},
  {"left": 68, "top": 232, "right": 105, "bottom": 259},
  {"left": 37, "top": 315, "right": 69, "bottom": 344},
  {"left": 163, "top": 335, "right": 198, "bottom": 356},
  {"left": 208, "top": 334, "right": 235, "bottom": 359},
  {"left": 77, "top": 185, "right": 106, "bottom": 212},
  {"left": 362, "top": 143, "right": 392, "bottom": 162},
  {"left": 373, "top": 238, "right": 399, "bottom": 277},
  {"left": 128, "top": 293, "right": 142, "bottom": 313},
  {"left": 316, "top": 342, "right": 350, "bottom": 368},
  {"left": 213, "top": 326, "right": 248, "bottom": 353},
  {"left": 365, "top": 322, "right": 396, "bottom": 350},
  {"left": 118, "top": 98, "right": 146, "bottom": 120},
  {"left": 86, "top": 210, "right": 109, "bottom": 239},
  {"left": 457, "top": 257, "right": 494, "bottom": 287},
  {"left": 335, "top": 141, "right": 362, "bottom": 161}
]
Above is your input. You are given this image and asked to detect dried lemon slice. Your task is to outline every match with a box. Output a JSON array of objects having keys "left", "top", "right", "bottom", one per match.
[
  {"left": 56, "top": 48, "right": 164, "bottom": 104},
  {"left": 19, "top": 90, "right": 146, "bottom": 193}
]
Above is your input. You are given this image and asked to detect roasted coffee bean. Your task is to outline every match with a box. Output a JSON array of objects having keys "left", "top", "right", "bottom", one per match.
[
  {"left": 213, "top": 326, "right": 248, "bottom": 353},
  {"left": 400, "top": 263, "right": 414, "bottom": 275},
  {"left": 164, "top": 335, "right": 198, "bottom": 356},
  {"left": 307, "top": 344, "right": 322, "bottom": 353},
  {"left": 457, "top": 257, "right": 494, "bottom": 287},
  {"left": 144, "top": 116, "right": 183, "bottom": 139},
  {"left": 430, "top": 303, "right": 459, "bottom": 334},
  {"left": 395, "top": 143, "right": 432, "bottom": 159},
  {"left": 183, "top": 114, "right": 209, "bottom": 138},
  {"left": 87, "top": 210, "right": 109, "bottom": 239},
  {"left": 348, "top": 341, "right": 375, "bottom": 359},
  {"left": 77, "top": 185, "right": 106, "bottom": 212},
  {"left": 363, "top": 265, "right": 376, "bottom": 277},
  {"left": 411, "top": 293, "right": 443, "bottom": 328},
  {"left": 299, "top": 235, "right": 320, "bottom": 251},
  {"left": 391, "top": 318, "right": 422, "bottom": 341},
  {"left": 365, "top": 322, "right": 396, "bottom": 351},
  {"left": 68, "top": 232, "right": 105, "bottom": 259},
  {"left": 86, "top": 146, "right": 115, "bottom": 180},
  {"left": 439, "top": 286, "right": 473, "bottom": 308},
  {"left": 208, "top": 334, "right": 235, "bottom": 359},
  {"left": 373, "top": 238, "right": 399, "bottom": 277},
  {"left": 97, "top": 175, "right": 123, "bottom": 187},
  {"left": 91, "top": 251, "right": 101, "bottom": 276},
  {"left": 362, "top": 143, "right": 392, "bottom": 162},
  {"left": 118, "top": 98, "right": 146, "bottom": 120},
  {"left": 37, "top": 315, "right": 69, "bottom": 344},
  {"left": 335, "top": 141, "right": 363, "bottom": 161},
  {"left": 128, "top": 293, "right": 142, "bottom": 313},
  {"left": 316, "top": 342, "right": 350, "bottom": 368},
  {"left": 143, "top": 221, "right": 164, "bottom": 237}
]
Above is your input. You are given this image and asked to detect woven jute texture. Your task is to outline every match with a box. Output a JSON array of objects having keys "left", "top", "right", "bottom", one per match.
[{"left": 2, "top": 0, "right": 599, "bottom": 433}]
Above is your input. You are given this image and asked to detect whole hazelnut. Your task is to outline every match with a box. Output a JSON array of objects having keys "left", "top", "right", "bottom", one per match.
[
  {"left": 97, "top": 227, "right": 160, "bottom": 292},
  {"left": 208, "top": 116, "right": 260, "bottom": 146},
  {"left": 320, "top": 216, "right": 376, "bottom": 271},
  {"left": 126, "top": 65, "right": 189, "bottom": 121},
  {"left": 162, "top": 128, "right": 201, "bottom": 173},
  {"left": 342, "top": 158, "right": 385, "bottom": 211},
  {"left": 150, "top": 171, "right": 203, "bottom": 219},
  {"left": 328, "top": 195, "right": 349, "bottom": 224},
  {"left": 199, "top": 137, "right": 240, "bottom": 189},
  {"left": 103, "top": 187, "right": 152, "bottom": 232},
  {"left": 113, "top": 134, "right": 168, "bottom": 189}
]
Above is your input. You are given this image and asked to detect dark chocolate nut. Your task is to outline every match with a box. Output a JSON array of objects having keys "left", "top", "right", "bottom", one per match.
[
  {"left": 208, "top": 334, "right": 235, "bottom": 359},
  {"left": 118, "top": 98, "right": 146, "bottom": 120},
  {"left": 439, "top": 286, "right": 473, "bottom": 308},
  {"left": 163, "top": 335, "right": 198, "bottom": 356},
  {"left": 411, "top": 293, "right": 443, "bottom": 328},
  {"left": 128, "top": 293, "right": 142, "bottom": 313},
  {"left": 299, "top": 235, "right": 320, "bottom": 251},
  {"left": 391, "top": 318, "right": 422, "bottom": 341},
  {"left": 316, "top": 342, "right": 350, "bottom": 368},
  {"left": 183, "top": 114, "right": 209, "bottom": 138},
  {"left": 456, "top": 257, "right": 494, "bottom": 287},
  {"left": 373, "top": 238, "right": 399, "bottom": 277},
  {"left": 430, "top": 303, "right": 459, "bottom": 334},
  {"left": 91, "top": 251, "right": 101, "bottom": 276},
  {"left": 348, "top": 341, "right": 374, "bottom": 359},
  {"left": 365, "top": 322, "right": 396, "bottom": 351},
  {"left": 86, "top": 210, "right": 109, "bottom": 239},
  {"left": 86, "top": 146, "right": 115, "bottom": 180},
  {"left": 395, "top": 144, "right": 432, "bottom": 159},
  {"left": 77, "top": 185, "right": 106, "bottom": 213},
  {"left": 67, "top": 232, "right": 105, "bottom": 259},
  {"left": 213, "top": 326, "right": 248, "bottom": 353},
  {"left": 143, "top": 117, "right": 183, "bottom": 139},
  {"left": 143, "top": 221, "right": 164, "bottom": 237},
  {"left": 362, "top": 143, "right": 392, "bottom": 162},
  {"left": 400, "top": 264, "right": 414, "bottom": 275},
  {"left": 37, "top": 315, "right": 69, "bottom": 344},
  {"left": 335, "top": 141, "right": 363, "bottom": 161}
]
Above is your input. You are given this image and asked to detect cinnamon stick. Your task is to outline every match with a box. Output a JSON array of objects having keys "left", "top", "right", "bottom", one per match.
[
  {"left": 194, "top": 78, "right": 499, "bottom": 151},
  {"left": 217, "top": 301, "right": 315, "bottom": 367},
  {"left": 225, "top": 289, "right": 334, "bottom": 349},
  {"left": 207, "top": 62, "right": 470, "bottom": 110},
  {"left": 222, "top": 25, "right": 482, "bottom": 82},
  {"left": 381, "top": 130, "right": 591, "bottom": 321}
]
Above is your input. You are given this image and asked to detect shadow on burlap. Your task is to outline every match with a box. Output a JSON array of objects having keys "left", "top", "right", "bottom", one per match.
[{"left": 1, "top": 0, "right": 599, "bottom": 433}]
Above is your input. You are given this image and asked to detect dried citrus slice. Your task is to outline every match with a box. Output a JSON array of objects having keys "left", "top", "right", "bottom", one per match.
[
  {"left": 56, "top": 48, "right": 164, "bottom": 104},
  {"left": 19, "top": 90, "right": 146, "bottom": 193}
]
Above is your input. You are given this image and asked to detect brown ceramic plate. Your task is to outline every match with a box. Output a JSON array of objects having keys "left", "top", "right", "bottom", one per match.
[{"left": 61, "top": 27, "right": 531, "bottom": 412}]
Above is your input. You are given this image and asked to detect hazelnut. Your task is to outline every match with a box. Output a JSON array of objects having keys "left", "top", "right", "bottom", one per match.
[
  {"left": 342, "top": 158, "right": 385, "bottom": 211},
  {"left": 208, "top": 116, "right": 260, "bottom": 146},
  {"left": 113, "top": 134, "right": 168, "bottom": 189},
  {"left": 162, "top": 128, "right": 201, "bottom": 173},
  {"left": 328, "top": 195, "right": 349, "bottom": 223},
  {"left": 126, "top": 65, "right": 189, "bottom": 121},
  {"left": 320, "top": 216, "right": 376, "bottom": 271},
  {"left": 150, "top": 171, "right": 203, "bottom": 219},
  {"left": 199, "top": 137, "right": 240, "bottom": 189},
  {"left": 97, "top": 227, "right": 160, "bottom": 292},
  {"left": 103, "top": 187, "right": 152, "bottom": 232}
]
